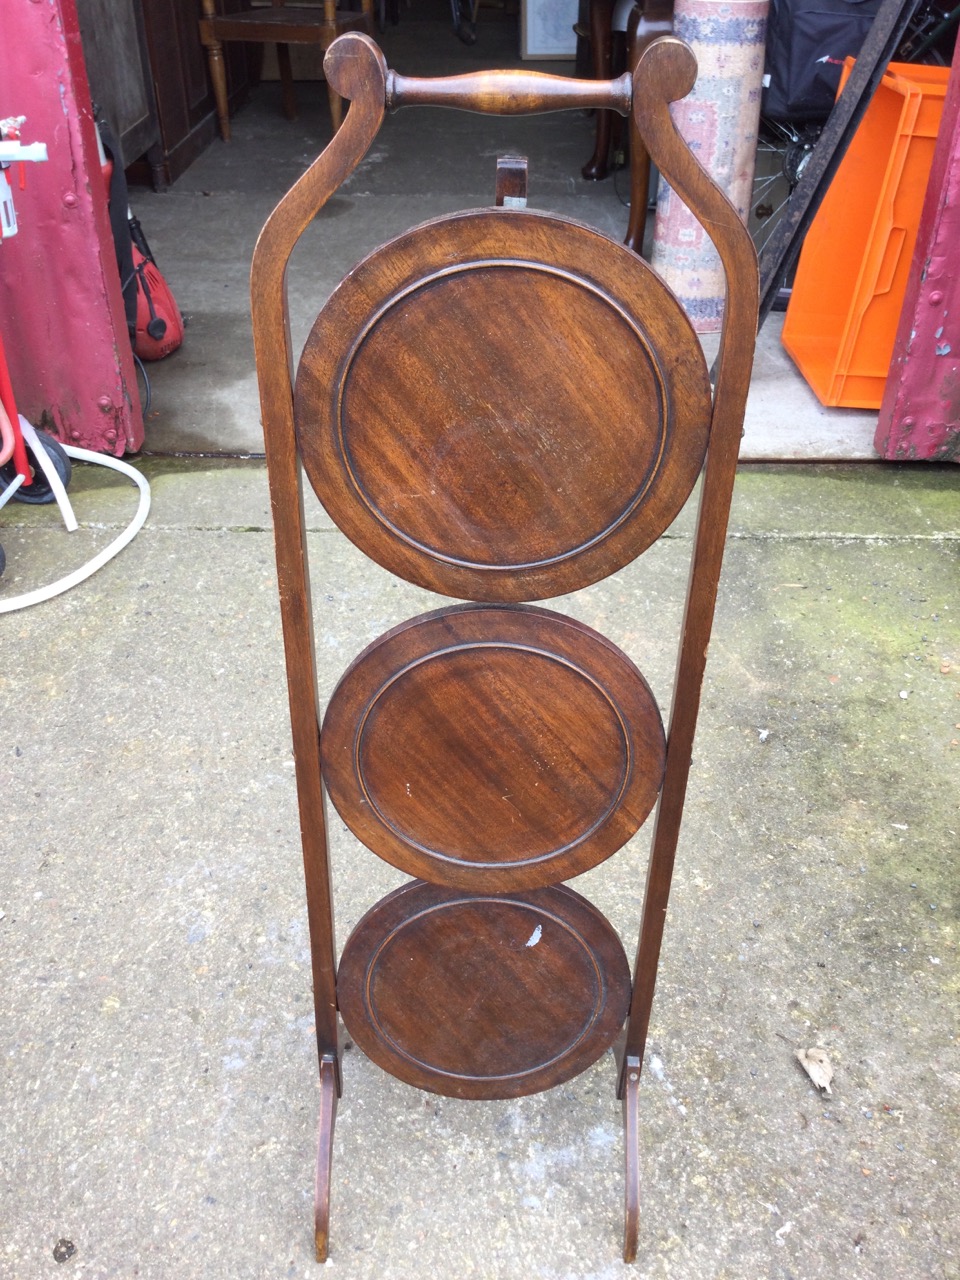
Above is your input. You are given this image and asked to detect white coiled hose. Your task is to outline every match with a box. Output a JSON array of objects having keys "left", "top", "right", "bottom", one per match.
[{"left": 0, "top": 422, "right": 151, "bottom": 613}]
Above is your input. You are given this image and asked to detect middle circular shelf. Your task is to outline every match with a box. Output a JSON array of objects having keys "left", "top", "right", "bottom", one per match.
[{"left": 321, "top": 604, "right": 665, "bottom": 890}]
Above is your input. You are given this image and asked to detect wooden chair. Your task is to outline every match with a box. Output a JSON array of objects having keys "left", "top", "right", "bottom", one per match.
[
  {"left": 581, "top": 0, "right": 674, "bottom": 253},
  {"left": 251, "top": 32, "right": 757, "bottom": 1264},
  {"left": 199, "top": 0, "right": 374, "bottom": 140}
]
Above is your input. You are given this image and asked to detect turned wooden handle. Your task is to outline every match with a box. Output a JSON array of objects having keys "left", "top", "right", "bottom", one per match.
[{"left": 385, "top": 68, "right": 633, "bottom": 116}]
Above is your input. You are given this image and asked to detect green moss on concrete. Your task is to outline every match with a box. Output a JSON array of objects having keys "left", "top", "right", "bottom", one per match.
[{"left": 731, "top": 464, "right": 960, "bottom": 539}]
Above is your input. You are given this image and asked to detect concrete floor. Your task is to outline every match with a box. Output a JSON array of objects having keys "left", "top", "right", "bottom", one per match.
[
  {"left": 2, "top": 457, "right": 958, "bottom": 1279},
  {"left": 2, "top": 7, "right": 959, "bottom": 1280},
  {"left": 131, "top": 4, "right": 877, "bottom": 461}
]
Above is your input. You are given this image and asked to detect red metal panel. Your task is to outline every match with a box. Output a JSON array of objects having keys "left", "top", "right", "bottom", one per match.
[
  {"left": 876, "top": 38, "right": 960, "bottom": 461},
  {"left": 0, "top": 0, "right": 143, "bottom": 455}
]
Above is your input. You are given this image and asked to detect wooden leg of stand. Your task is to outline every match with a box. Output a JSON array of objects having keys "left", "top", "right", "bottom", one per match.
[
  {"left": 314, "top": 1057, "right": 339, "bottom": 1263},
  {"left": 277, "top": 44, "right": 298, "bottom": 121},
  {"left": 621, "top": 1051, "right": 641, "bottom": 1264}
]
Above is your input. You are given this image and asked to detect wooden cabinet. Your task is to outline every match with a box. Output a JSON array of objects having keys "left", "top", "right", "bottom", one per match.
[
  {"left": 75, "top": 0, "right": 161, "bottom": 168},
  {"left": 136, "top": 0, "right": 251, "bottom": 186}
]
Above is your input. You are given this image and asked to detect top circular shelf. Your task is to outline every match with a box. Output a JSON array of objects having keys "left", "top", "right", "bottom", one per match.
[{"left": 295, "top": 208, "right": 710, "bottom": 601}]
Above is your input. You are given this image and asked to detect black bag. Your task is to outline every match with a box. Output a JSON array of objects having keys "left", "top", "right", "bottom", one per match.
[{"left": 762, "top": 0, "right": 883, "bottom": 122}]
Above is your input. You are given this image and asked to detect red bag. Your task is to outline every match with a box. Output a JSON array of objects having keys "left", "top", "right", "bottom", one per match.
[{"left": 132, "top": 244, "right": 183, "bottom": 361}]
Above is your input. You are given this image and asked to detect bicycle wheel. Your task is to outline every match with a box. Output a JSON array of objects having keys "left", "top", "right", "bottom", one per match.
[
  {"left": 750, "top": 117, "right": 820, "bottom": 258},
  {"left": 748, "top": 117, "right": 821, "bottom": 308},
  {"left": 452, "top": 0, "right": 477, "bottom": 43}
]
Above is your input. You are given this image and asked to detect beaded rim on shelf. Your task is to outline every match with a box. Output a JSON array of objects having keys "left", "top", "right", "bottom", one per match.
[{"left": 294, "top": 208, "right": 711, "bottom": 602}]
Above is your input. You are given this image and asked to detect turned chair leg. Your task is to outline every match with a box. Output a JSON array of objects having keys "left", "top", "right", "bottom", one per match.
[
  {"left": 326, "top": 80, "right": 343, "bottom": 133},
  {"left": 203, "top": 35, "right": 232, "bottom": 141},
  {"left": 624, "top": 5, "right": 653, "bottom": 255},
  {"left": 277, "top": 43, "right": 299, "bottom": 121},
  {"left": 624, "top": 143, "right": 652, "bottom": 254},
  {"left": 582, "top": 0, "right": 615, "bottom": 180}
]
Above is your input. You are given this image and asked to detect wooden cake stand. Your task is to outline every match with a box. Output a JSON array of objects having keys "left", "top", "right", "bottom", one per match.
[{"left": 251, "top": 31, "right": 757, "bottom": 1265}]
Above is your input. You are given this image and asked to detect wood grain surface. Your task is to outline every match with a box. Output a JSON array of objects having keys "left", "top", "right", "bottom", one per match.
[
  {"left": 336, "top": 880, "right": 632, "bottom": 1098},
  {"left": 295, "top": 208, "right": 710, "bottom": 601},
  {"left": 321, "top": 604, "right": 666, "bottom": 889},
  {"left": 251, "top": 31, "right": 760, "bottom": 1261}
]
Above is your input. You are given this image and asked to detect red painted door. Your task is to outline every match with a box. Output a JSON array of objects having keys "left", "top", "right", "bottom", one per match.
[
  {"left": 0, "top": 0, "right": 143, "bottom": 455},
  {"left": 876, "top": 37, "right": 960, "bottom": 462}
]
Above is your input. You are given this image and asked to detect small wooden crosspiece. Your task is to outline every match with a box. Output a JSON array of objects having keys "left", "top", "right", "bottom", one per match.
[
  {"left": 495, "top": 154, "right": 528, "bottom": 206},
  {"left": 251, "top": 32, "right": 758, "bottom": 1265}
]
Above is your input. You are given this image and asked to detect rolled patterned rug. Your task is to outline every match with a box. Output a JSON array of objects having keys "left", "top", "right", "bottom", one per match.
[{"left": 650, "top": 0, "right": 769, "bottom": 331}]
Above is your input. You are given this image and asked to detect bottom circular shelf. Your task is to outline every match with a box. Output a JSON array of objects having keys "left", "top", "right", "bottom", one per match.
[{"left": 337, "top": 880, "right": 631, "bottom": 1100}]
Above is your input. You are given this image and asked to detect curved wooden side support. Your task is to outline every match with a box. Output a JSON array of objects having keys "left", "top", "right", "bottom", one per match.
[
  {"left": 620, "top": 37, "right": 759, "bottom": 1088},
  {"left": 386, "top": 66, "right": 632, "bottom": 116},
  {"left": 250, "top": 32, "right": 388, "bottom": 1072},
  {"left": 630, "top": 38, "right": 758, "bottom": 380},
  {"left": 252, "top": 34, "right": 388, "bottom": 317},
  {"left": 314, "top": 1057, "right": 340, "bottom": 1263},
  {"left": 621, "top": 1052, "right": 642, "bottom": 1264},
  {"left": 630, "top": 38, "right": 758, "bottom": 329}
]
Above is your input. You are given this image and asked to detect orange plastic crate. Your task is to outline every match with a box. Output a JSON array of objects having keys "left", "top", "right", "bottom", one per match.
[{"left": 782, "top": 60, "right": 950, "bottom": 409}]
